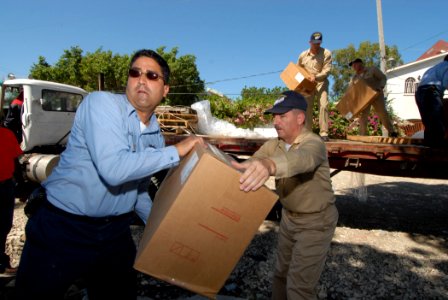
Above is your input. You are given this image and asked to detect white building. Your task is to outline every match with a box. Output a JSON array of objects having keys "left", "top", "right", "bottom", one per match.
[{"left": 386, "top": 52, "right": 447, "bottom": 121}]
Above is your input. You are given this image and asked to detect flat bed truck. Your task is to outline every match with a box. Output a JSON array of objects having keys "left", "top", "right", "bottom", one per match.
[{"left": 163, "top": 134, "right": 448, "bottom": 180}]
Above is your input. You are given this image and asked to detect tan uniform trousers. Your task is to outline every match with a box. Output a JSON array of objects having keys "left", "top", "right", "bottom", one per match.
[
  {"left": 272, "top": 204, "right": 338, "bottom": 300},
  {"left": 358, "top": 91, "right": 394, "bottom": 136},
  {"left": 304, "top": 80, "right": 329, "bottom": 137}
]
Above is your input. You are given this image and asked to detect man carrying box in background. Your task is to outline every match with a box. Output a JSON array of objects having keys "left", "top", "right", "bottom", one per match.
[
  {"left": 15, "top": 49, "right": 204, "bottom": 299},
  {"left": 232, "top": 90, "right": 338, "bottom": 300},
  {"left": 298, "top": 31, "right": 332, "bottom": 141},
  {"left": 349, "top": 58, "right": 397, "bottom": 137}
]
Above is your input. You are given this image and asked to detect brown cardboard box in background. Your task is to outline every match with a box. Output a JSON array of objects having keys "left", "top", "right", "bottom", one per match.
[
  {"left": 280, "top": 62, "right": 317, "bottom": 96},
  {"left": 134, "top": 144, "right": 278, "bottom": 299},
  {"left": 336, "top": 78, "right": 379, "bottom": 120}
]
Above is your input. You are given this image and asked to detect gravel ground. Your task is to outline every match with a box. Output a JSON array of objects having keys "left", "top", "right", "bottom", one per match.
[{"left": 2, "top": 171, "right": 448, "bottom": 299}]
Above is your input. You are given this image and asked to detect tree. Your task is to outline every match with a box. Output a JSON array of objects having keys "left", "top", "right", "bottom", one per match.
[
  {"left": 53, "top": 46, "right": 85, "bottom": 88},
  {"left": 81, "top": 49, "right": 129, "bottom": 92},
  {"left": 29, "top": 46, "right": 205, "bottom": 101},
  {"left": 29, "top": 56, "right": 53, "bottom": 81},
  {"left": 157, "top": 47, "right": 205, "bottom": 106},
  {"left": 330, "top": 41, "right": 402, "bottom": 99}
]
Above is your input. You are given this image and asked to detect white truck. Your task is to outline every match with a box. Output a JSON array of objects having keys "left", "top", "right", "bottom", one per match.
[{"left": 1, "top": 79, "right": 88, "bottom": 198}]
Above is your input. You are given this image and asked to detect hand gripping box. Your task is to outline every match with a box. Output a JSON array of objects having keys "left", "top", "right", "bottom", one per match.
[
  {"left": 280, "top": 62, "right": 317, "bottom": 96},
  {"left": 134, "top": 144, "right": 278, "bottom": 299},
  {"left": 336, "top": 78, "right": 379, "bottom": 120}
]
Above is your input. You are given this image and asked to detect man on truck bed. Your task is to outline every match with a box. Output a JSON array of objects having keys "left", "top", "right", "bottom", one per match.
[
  {"left": 297, "top": 31, "right": 332, "bottom": 142},
  {"left": 15, "top": 49, "right": 204, "bottom": 299},
  {"left": 348, "top": 58, "right": 397, "bottom": 137},
  {"left": 415, "top": 54, "right": 448, "bottom": 147}
]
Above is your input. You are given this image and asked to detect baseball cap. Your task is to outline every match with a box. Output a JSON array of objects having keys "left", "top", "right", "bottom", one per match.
[
  {"left": 349, "top": 58, "right": 363, "bottom": 66},
  {"left": 265, "top": 91, "right": 308, "bottom": 114},
  {"left": 310, "top": 32, "right": 323, "bottom": 44}
]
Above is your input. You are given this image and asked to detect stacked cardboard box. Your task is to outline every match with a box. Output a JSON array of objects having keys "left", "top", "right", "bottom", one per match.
[
  {"left": 280, "top": 62, "right": 317, "bottom": 96},
  {"left": 336, "top": 78, "right": 379, "bottom": 120},
  {"left": 134, "top": 144, "right": 278, "bottom": 299}
]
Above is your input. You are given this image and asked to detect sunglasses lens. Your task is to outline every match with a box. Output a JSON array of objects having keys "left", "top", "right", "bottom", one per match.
[
  {"left": 128, "top": 69, "right": 140, "bottom": 78},
  {"left": 128, "top": 68, "right": 163, "bottom": 82},
  {"left": 146, "top": 71, "right": 159, "bottom": 81}
]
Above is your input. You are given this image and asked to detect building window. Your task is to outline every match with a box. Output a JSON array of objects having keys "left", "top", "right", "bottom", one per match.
[{"left": 404, "top": 77, "right": 417, "bottom": 94}]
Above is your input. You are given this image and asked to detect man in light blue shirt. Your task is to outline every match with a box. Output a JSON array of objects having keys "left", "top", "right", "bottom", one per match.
[
  {"left": 415, "top": 54, "right": 448, "bottom": 147},
  {"left": 16, "top": 49, "right": 204, "bottom": 299}
]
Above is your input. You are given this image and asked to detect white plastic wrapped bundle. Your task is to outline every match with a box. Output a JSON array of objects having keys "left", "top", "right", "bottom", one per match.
[{"left": 191, "top": 100, "right": 276, "bottom": 138}]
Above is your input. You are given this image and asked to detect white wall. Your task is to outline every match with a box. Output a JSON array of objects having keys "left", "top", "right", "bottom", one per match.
[{"left": 386, "top": 53, "right": 447, "bottom": 120}]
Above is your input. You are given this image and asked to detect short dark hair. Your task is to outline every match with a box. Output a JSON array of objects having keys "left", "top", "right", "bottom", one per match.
[{"left": 129, "top": 49, "right": 170, "bottom": 84}]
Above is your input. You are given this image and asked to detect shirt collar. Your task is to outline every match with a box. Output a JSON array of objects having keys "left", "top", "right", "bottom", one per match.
[{"left": 277, "top": 128, "right": 312, "bottom": 149}]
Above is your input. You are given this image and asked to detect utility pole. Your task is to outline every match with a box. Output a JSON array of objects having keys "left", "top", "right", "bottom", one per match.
[
  {"left": 376, "top": 0, "right": 387, "bottom": 73},
  {"left": 376, "top": 0, "right": 390, "bottom": 136}
]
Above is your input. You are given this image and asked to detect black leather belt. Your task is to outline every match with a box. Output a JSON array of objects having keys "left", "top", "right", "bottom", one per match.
[{"left": 44, "top": 200, "right": 134, "bottom": 224}]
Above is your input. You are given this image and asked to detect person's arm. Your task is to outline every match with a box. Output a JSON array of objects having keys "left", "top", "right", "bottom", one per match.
[
  {"left": 4, "top": 103, "right": 21, "bottom": 133},
  {"left": 273, "top": 138, "right": 327, "bottom": 178},
  {"left": 315, "top": 49, "right": 332, "bottom": 81},
  {"left": 373, "top": 67, "right": 387, "bottom": 90},
  {"left": 232, "top": 157, "right": 276, "bottom": 192},
  {"left": 297, "top": 50, "right": 306, "bottom": 67},
  {"left": 80, "top": 92, "right": 181, "bottom": 186},
  {"left": 134, "top": 181, "right": 153, "bottom": 224}
]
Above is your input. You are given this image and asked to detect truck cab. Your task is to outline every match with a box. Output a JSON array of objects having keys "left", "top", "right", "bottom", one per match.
[
  {"left": 1, "top": 79, "right": 88, "bottom": 152},
  {"left": 1, "top": 79, "right": 88, "bottom": 195}
]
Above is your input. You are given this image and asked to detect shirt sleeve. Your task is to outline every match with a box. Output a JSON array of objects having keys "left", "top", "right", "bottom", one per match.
[
  {"left": 315, "top": 49, "right": 332, "bottom": 81},
  {"left": 134, "top": 181, "right": 153, "bottom": 224},
  {"left": 297, "top": 50, "right": 306, "bottom": 67},
  {"left": 77, "top": 92, "right": 179, "bottom": 186},
  {"left": 373, "top": 67, "right": 387, "bottom": 89},
  {"left": 255, "top": 138, "right": 327, "bottom": 178}
]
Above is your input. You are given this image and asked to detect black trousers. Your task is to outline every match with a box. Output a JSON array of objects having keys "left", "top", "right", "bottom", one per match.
[
  {"left": 15, "top": 201, "right": 137, "bottom": 300},
  {"left": 415, "top": 85, "right": 446, "bottom": 147},
  {"left": 0, "top": 179, "right": 15, "bottom": 268}
]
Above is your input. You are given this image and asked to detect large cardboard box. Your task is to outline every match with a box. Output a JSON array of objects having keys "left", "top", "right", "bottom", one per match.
[
  {"left": 134, "top": 144, "right": 278, "bottom": 299},
  {"left": 280, "top": 62, "right": 317, "bottom": 96},
  {"left": 336, "top": 78, "right": 379, "bottom": 120}
]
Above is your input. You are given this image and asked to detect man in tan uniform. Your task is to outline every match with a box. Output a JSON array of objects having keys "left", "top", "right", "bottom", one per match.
[
  {"left": 298, "top": 31, "right": 332, "bottom": 141},
  {"left": 349, "top": 58, "right": 397, "bottom": 136},
  {"left": 233, "top": 90, "right": 338, "bottom": 300}
]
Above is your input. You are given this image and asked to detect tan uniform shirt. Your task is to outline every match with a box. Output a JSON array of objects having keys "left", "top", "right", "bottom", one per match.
[
  {"left": 297, "top": 47, "right": 332, "bottom": 82},
  {"left": 351, "top": 66, "right": 386, "bottom": 91},
  {"left": 253, "top": 128, "right": 335, "bottom": 213}
]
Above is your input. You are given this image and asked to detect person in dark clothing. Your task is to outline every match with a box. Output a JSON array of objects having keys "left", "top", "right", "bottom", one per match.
[
  {"left": 0, "top": 121, "right": 23, "bottom": 275},
  {"left": 415, "top": 55, "right": 448, "bottom": 147},
  {"left": 4, "top": 90, "right": 24, "bottom": 143}
]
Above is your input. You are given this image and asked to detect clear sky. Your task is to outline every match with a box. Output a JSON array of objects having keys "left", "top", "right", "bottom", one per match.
[{"left": 1, "top": 0, "right": 447, "bottom": 98}]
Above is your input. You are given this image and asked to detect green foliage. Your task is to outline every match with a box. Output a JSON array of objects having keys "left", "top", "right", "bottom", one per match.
[
  {"left": 29, "top": 46, "right": 205, "bottom": 101},
  {"left": 158, "top": 46, "right": 205, "bottom": 107},
  {"left": 207, "top": 86, "right": 288, "bottom": 129}
]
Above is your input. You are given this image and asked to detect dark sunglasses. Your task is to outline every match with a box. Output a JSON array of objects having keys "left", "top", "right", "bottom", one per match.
[{"left": 128, "top": 68, "right": 164, "bottom": 82}]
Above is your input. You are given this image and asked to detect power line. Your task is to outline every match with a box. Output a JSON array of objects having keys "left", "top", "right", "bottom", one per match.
[
  {"left": 170, "top": 70, "right": 282, "bottom": 89},
  {"left": 400, "top": 30, "right": 448, "bottom": 53}
]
